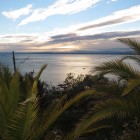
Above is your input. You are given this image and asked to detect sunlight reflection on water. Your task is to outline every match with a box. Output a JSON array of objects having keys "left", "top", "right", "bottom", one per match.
[{"left": 0, "top": 53, "right": 130, "bottom": 85}]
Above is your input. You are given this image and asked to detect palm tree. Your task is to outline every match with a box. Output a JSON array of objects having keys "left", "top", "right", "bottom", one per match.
[
  {"left": 0, "top": 63, "right": 96, "bottom": 140},
  {"left": 95, "top": 38, "right": 140, "bottom": 95},
  {"left": 65, "top": 38, "right": 140, "bottom": 140}
]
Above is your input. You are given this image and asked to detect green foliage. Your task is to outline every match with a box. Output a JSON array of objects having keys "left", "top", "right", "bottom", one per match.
[
  {"left": 65, "top": 38, "right": 140, "bottom": 139},
  {"left": 95, "top": 60, "right": 140, "bottom": 80},
  {"left": 0, "top": 63, "right": 96, "bottom": 140}
]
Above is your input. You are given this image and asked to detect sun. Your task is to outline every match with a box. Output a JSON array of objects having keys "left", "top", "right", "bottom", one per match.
[{"left": 58, "top": 45, "right": 75, "bottom": 49}]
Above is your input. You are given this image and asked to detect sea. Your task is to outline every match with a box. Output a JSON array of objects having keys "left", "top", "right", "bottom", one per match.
[{"left": 0, "top": 53, "right": 134, "bottom": 85}]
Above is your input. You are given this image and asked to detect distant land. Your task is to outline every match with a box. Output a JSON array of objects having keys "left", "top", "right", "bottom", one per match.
[{"left": 0, "top": 48, "right": 134, "bottom": 55}]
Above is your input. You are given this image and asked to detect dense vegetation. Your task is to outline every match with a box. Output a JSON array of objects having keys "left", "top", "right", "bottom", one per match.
[{"left": 0, "top": 38, "right": 140, "bottom": 140}]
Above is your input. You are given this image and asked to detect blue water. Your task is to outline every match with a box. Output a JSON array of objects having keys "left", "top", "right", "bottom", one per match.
[{"left": 0, "top": 53, "right": 129, "bottom": 85}]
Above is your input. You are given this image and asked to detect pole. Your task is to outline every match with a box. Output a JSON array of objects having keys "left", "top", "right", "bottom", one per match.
[{"left": 12, "top": 51, "right": 16, "bottom": 72}]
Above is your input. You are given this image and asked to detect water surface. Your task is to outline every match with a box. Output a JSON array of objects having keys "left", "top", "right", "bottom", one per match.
[{"left": 0, "top": 53, "right": 129, "bottom": 85}]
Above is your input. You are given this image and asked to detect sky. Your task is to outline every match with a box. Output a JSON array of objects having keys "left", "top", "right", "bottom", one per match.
[{"left": 0, "top": 0, "right": 140, "bottom": 52}]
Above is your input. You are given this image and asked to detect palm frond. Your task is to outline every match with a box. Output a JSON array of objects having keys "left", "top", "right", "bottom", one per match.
[
  {"left": 94, "top": 60, "right": 140, "bottom": 79},
  {"left": 99, "top": 80, "right": 124, "bottom": 96},
  {"left": 33, "top": 90, "right": 97, "bottom": 140},
  {"left": 6, "top": 104, "right": 28, "bottom": 140},
  {"left": 28, "top": 64, "right": 47, "bottom": 98},
  {"left": 123, "top": 79, "right": 140, "bottom": 96},
  {"left": 4, "top": 65, "right": 46, "bottom": 140},
  {"left": 65, "top": 98, "right": 135, "bottom": 140},
  {"left": 0, "top": 71, "right": 21, "bottom": 137},
  {"left": 82, "top": 125, "right": 112, "bottom": 135},
  {"left": 0, "top": 63, "right": 12, "bottom": 86},
  {"left": 6, "top": 97, "right": 39, "bottom": 140},
  {"left": 121, "top": 55, "right": 140, "bottom": 65},
  {"left": 118, "top": 38, "right": 140, "bottom": 55},
  {"left": 34, "top": 64, "right": 47, "bottom": 81},
  {"left": 8, "top": 72, "right": 20, "bottom": 113}
]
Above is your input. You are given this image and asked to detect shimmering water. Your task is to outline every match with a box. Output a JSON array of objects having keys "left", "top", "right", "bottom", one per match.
[{"left": 0, "top": 53, "right": 132, "bottom": 85}]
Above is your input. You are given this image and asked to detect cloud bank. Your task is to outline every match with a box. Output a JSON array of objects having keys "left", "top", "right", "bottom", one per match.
[{"left": 0, "top": 30, "right": 140, "bottom": 52}]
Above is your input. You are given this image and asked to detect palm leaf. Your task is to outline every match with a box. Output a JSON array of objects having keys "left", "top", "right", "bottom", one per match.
[
  {"left": 82, "top": 125, "right": 112, "bottom": 135},
  {"left": 0, "top": 63, "right": 12, "bottom": 86},
  {"left": 123, "top": 79, "right": 140, "bottom": 96},
  {"left": 33, "top": 90, "right": 97, "bottom": 140},
  {"left": 65, "top": 98, "right": 135, "bottom": 140},
  {"left": 5, "top": 65, "right": 47, "bottom": 140},
  {"left": 30, "top": 64, "right": 47, "bottom": 97},
  {"left": 94, "top": 60, "right": 140, "bottom": 79},
  {"left": 0, "top": 71, "right": 21, "bottom": 137},
  {"left": 8, "top": 72, "right": 20, "bottom": 113},
  {"left": 118, "top": 38, "right": 140, "bottom": 55},
  {"left": 121, "top": 55, "right": 140, "bottom": 65}
]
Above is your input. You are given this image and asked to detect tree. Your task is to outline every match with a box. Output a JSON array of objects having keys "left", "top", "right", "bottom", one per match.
[
  {"left": 0, "top": 63, "right": 96, "bottom": 140},
  {"left": 65, "top": 38, "right": 140, "bottom": 140}
]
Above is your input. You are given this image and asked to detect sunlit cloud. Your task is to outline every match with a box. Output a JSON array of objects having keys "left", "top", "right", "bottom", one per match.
[
  {"left": 77, "top": 5, "right": 140, "bottom": 30},
  {"left": 18, "top": 0, "right": 100, "bottom": 26},
  {"left": 2, "top": 4, "right": 33, "bottom": 21},
  {"left": 0, "top": 30, "right": 140, "bottom": 52}
]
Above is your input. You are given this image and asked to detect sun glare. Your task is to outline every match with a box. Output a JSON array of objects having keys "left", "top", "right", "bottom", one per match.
[{"left": 59, "top": 45, "right": 75, "bottom": 49}]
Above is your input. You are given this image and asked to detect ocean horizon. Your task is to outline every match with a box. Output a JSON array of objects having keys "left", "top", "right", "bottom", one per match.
[{"left": 0, "top": 53, "right": 134, "bottom": 85}]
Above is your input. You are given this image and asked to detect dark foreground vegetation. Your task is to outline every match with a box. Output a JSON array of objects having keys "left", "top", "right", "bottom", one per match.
[{"left": 0, "top": 38, "right": 140, "bottom": 140}]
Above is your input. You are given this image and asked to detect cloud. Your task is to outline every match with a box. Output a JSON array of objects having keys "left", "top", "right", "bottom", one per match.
[
  {"left": 51, "top": 33, "right": 77, "bottom": 40},
  {"left": 0, "top": 33, "right": 37, "bottom": 44},
  {"left": 18, "top": 0, "right": 100, "bottom": 26},
  {"left": 2, "top": 4, "right": 33, "bottom": 20},
  {"left": 1, "top": 30, "right": 140, "bottom": 45},
  {"left": 107, "top": 0, "right": 117, "bottom": 4},
  {"left": 45, "top": 30, "right": 140, "bottom": 45},
  {"left": 77, "top": 5, "right": 140, "bottom": 30},
  {"left": 43, "top": 30, "right": 140, "bottom": 53},
  {"left": 1, "top": 30, "right": 140, "bottom": 52}
]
